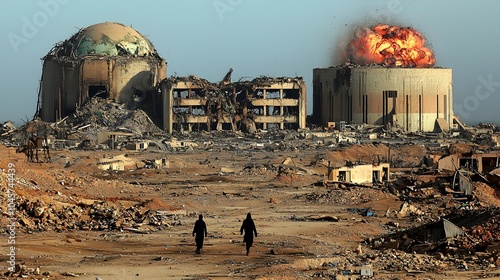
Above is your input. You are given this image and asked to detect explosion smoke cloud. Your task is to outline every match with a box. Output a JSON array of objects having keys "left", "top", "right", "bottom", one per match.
[{"left": 347, "top": 24, "right": 435, "bottom": 68}]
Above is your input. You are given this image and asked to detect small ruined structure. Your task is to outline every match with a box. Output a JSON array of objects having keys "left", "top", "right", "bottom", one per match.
[
  {"left": 438, "top": 152, "right": 500, "bottom": 174},
  {"left": 37, "top": 22, "right": 167, "bottom": 122},
  {"left": 327, "top": 162, "right": 390, "bottom": 184},
  {"left": 160, "top": 75, "right": 306, "bottom": 133},
  {"left": 96, "top": 131, "right": 135, "bottom": 149},
  {"left": 16, "top": 137, "right": 51, "bottom": 163},
  {"left": 12, "top": 121, "right": 52, "bottom": 163}
]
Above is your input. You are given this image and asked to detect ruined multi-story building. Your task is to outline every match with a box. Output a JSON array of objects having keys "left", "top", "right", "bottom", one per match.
[
  {"left": 37, "top": 22, "right": 166, "bottom": 122},
  {"left": 313, "top": 65, "right": 453, "bottom": 132},
  {"left": 160, "top": 75, "right": 306, "bottom": 133},
  {"left": 36, "top": 22, "right": 307, "bottom": 134}
]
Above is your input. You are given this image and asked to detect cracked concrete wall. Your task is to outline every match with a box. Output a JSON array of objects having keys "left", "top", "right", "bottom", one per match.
[{"left": 39, "top": 57, "right": 166, "bottom": 122}]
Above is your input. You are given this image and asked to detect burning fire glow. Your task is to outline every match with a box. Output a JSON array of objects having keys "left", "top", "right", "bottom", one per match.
[{"left": 347, "top": 24, "right": 435, "bottom": 68}]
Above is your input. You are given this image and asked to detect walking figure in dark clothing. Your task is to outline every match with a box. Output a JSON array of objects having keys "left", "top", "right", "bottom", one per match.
[
  {"left": 240, "top": 213, "right": 258, "bottom": 256},
  {"left": 192, "top": 214, "right": 207, "bottom": 254}
]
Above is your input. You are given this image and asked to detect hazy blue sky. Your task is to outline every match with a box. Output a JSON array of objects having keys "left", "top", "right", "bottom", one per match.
[{"left": 1, "top": 0, "right": 500, "bottom": 126}]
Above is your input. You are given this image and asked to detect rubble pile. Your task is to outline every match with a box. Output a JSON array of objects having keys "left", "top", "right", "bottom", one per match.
[
  {"left": 477, "top": 122, "right": 499, "bottom": 131},
  {"left": 166, "top": 75, "right": 216, "bottom": 91},
  {"left": 0, "top": 121, "right": 16, "bottom": 135},
  {"left": 2, "top": 263, "right": 45, "bottom": 279},
  {"left": 1, "top": 189, "right": 182, "bottom": 233},
  {"left": 370, "top": 208, "right": 500, "bottom": 260},
  {"left": 0, "top": 119, "right": 53, "bottom": 147},
  {"left": 3, "top": 90, "right": 500, "bottom": 278},
  {"left": 473, "top": 181, "right": 500, "bottom": 208},
  {"left": 0, "top": 98, "right": 166, "bottom": 150},
  {"left": 266, "top": 247, "right": 500, "bottom": 278},
  {"left": 59, "top": 97, "right": 164, "bottom": 136},
  {"left": 362, "top": 248, "right": 497, "bottom": 273},
  {"left": 332, "top": 251, "right": 456, "bottom": 275},
  {"left": 241, "top": 163, "right": 276, "bottom": 175},
  {"left": 453, "top": 209, "right": 500, "bottom": 250},
  {"left": 3, "top": 262, "right": 92, "bottom": 278},
  {"left": 326, "top": 143, "right": 427, "bottom": 168},
  {"left": 298, "top": 187, "right": 394, "bottom": 205}
]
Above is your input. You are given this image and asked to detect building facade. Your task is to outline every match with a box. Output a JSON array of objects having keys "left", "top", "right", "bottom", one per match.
[
  {"left": 161, "top": 76, "right": 306, "bottom": 133},
  {"left": 313, "top": 66, "right": 453, "bottom": 132},
  {"left": 38, "top": 22, "right": 166, "bottom": 122}
]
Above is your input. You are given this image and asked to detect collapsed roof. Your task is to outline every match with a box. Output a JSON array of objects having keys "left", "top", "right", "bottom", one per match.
[{"left": 45, "top": 22, "right": 161, "bottom": 59}]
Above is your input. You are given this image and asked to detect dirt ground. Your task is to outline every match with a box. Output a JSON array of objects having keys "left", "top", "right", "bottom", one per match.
[{"left": 1, "top": 143, "right": 500, "bottom": 280}]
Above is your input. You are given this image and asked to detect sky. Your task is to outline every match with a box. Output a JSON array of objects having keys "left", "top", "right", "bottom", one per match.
[{"left": 1, "top": 0, "right": 500, "bottom": 126}]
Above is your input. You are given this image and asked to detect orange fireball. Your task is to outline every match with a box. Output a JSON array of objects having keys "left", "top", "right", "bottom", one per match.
[{"left": 347, "top": 24, "right": 435, "bottom": 68}]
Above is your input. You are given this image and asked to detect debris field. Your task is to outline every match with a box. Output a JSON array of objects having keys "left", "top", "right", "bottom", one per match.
[{"left": 2, "top": 99, "right": 500, "bottom": 279}]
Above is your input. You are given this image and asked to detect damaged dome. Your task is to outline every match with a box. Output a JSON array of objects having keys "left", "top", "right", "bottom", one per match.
[{"left": 49, "top": 22, "right": 159, "bottom": 58}]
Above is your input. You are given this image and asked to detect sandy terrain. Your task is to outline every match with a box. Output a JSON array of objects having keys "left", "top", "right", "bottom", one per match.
[{"left": 1, "top": 143, "right": 500, "bottom": 280}]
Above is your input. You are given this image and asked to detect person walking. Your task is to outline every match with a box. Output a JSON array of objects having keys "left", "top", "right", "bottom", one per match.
[
  {"left": 240, "top": 213, "right": 258, "bottom": 255},
  {"left": 192, "top": 214, "right": 207, "bottom": 254}
]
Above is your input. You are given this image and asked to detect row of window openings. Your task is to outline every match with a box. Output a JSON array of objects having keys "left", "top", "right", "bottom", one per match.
[{"left": 172, "top": 90, "right": 300, "bottom": 99}]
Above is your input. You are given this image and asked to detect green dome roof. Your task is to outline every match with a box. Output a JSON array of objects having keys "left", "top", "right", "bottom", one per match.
[{"left": 51, "top": 22, "right": 159, "bottom": 58}]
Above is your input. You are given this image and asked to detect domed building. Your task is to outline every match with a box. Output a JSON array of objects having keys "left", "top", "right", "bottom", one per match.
[{"left": 37, "top": 22, "right": 166, "bottom": 122}]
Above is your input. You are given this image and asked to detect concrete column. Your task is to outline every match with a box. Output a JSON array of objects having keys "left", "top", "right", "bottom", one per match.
[
  {"left": 280, "top": 88, "right": 284, "bottom": 129},
  {"left": 162, "top": 83, "right": 173, "bottom": 134}
]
